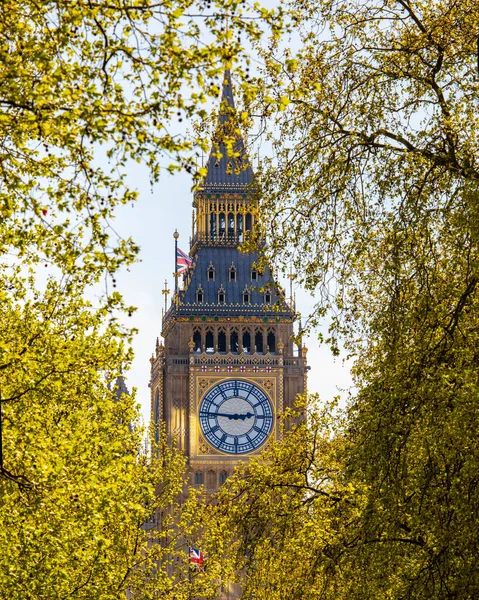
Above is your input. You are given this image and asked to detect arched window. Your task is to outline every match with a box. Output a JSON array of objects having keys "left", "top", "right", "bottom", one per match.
[
  {"left": 251, "top": 268, "right": 258, "bottom": 282},
  {"left": 207, "top": 470, "right": 216, "bottom": 489},
  {"left": 236, "top": 213, "right": 243, "bottom": 241},
  {"left": 228, "top": 213, "right": 235, "bottom": 236},
  {"left": 218, "top": 330, "right": 226, "bottom": 353},
  {"left": 193, "top": 328, "right": 202, "bottom": 352},
  {"left": 242, "top": 287, "right": 250, "bottom": 304},
  {"left": 208, "top": 262, "right": 215, "bottom": 281},
  {"left": 255, "top": 329, "right": 264, "bottom": 354},
  {"left": 230, "top": 330, "right": 239, "bottom": 353},
  {"left": 195, "top": 471, "right": 204, "bottom": 485},
  {"left": 205, "top": 330, "right": 214, "bottom": 353},
  {"left": 267, "top": 330, "right": 276, "bottom": 353},
  {"left": 229, "top": 263, "right": 237, "bottom": 282},
  {"left": 242, "top": 331, "right": 251, "bottom": 353},
  {"left": 209, "top": 213, "right": 217, "bottom": 237},
  {"left": 196, "top": 286, "right": 204, "bottom": 304},
  {"left": 245, "top": 213, "right": 252, "bottom": 231},
  {"left": 219, "top": 212, "right": 226, "bottom": 236},
  {"left": 219, "top": 471, "right": 228, "bottom": 485},
  {"left": 264, "top": 291, "right": 272, "bottom": 304},
  {"left": 218, "top": 285, "right": 226, "bottom": 304}
]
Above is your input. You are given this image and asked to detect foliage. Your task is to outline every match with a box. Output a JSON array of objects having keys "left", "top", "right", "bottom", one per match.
[
  {"left": 0, "top": 1, "right": 283, "bottom": 597},
  {"left": 0, "top": 273, "right": 212, "bottom": 599},
  {"left": 250, "top": 0, "right": 479, "bottom": 332},
  {"left": 223, "top": 0, "right": 479, "bottom": 597},
  {"left": 212, "top": 402, "right": 362, "bottom": 600},
  {"left": 0, "top": 0, "right": 282, "bottom": 281}
]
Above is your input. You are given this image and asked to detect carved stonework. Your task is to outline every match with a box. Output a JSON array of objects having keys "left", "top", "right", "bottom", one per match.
[
  {"left": 173, "top": 397, "right": 186, "bottom": 409},
  {"left": 198, "top": 437, "right": 212, "bottom": 454},
  {"left": 262, "top": 379, "right": 273, "bottom": 391}
]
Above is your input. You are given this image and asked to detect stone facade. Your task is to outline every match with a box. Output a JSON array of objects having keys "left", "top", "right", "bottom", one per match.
[{"left": 149, "top": 71, "right": 307, "bottom": 597}]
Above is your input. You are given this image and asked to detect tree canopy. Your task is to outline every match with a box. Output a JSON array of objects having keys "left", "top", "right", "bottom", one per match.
[
  {"left": 214, "top": 1, "right": 479, "bottom": 597},
  {"left": 1, "top": 0, "right": 281, "bottom": 280},
  {"left": 0, "top": 1, "right": 282, "bottom": 597}
]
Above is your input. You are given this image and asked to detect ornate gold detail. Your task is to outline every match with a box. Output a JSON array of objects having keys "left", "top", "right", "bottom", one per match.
[
  {"left": 198, "top": 438, "right": 211, "bottom": 455},
  {"left": 199, "top": 379, "right": 209, "bottom": 389}
]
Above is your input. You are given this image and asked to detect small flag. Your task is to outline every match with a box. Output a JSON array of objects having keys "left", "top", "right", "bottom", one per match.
[
  {"left": 189, "top": 546, "right": 204, "bottom": 571},
  {"left": 177, "top": 248, "right": 192, "bottom": 274}
]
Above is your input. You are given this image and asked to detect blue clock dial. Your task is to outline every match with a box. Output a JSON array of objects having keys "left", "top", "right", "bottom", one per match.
[{"left": 199, "top": 380, "right": 273, "bottom": 454}]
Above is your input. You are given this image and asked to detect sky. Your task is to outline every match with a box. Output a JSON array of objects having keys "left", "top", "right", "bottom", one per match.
[{"left": 112, "top": 131, "right": 353, "bottom": 427}]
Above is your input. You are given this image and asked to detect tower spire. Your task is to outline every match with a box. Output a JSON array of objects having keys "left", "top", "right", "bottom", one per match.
[{"left": 199, "top": 71, "right": 254, "bottom": 194}]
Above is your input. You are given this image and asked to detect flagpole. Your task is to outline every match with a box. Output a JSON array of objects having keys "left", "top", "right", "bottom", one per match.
[
  {"left": 174, "top": 229, "right": 179, "bottom": 295},
  {"left": 188, "top": 545, "right": 192, "bottom": 600}
]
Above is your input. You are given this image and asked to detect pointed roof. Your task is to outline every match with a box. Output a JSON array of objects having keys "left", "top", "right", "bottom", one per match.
[
  {"left": 198, "top": 71, "right": 255, "bottom": 194},
  {"left": 110, "top": 374, "right": 130, "bottom": 401}
]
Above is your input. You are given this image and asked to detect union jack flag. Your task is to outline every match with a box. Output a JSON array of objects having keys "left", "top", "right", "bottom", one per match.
[
  {"left": 176, "top": 247, "right": 192, "bottom": 274},
  {"left": 189, "top": 546, "right": 205, "bottom": 571}
]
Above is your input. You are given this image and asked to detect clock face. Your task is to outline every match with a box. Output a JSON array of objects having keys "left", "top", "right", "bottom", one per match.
[{"left": 199, "top": 380, "right": 273, "bottom": 455}]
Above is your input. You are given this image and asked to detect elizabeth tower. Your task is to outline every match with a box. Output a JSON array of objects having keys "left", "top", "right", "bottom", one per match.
[{"left": 149, "top": 72, "right": 307, "bottom": 496}]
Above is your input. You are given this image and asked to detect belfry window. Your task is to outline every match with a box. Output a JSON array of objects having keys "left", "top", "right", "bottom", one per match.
[
  {"left": 228, "top": 213, "right": 235, "bottom": 237},
  {"left": 193, "top": 328, "right": 202, "bottom": 352},
  {"left": 209, "top": 213, "right": 217, "bottom": 237},
  {"left": 219, "top": 212, "right": 226, "bottom": 236},
  {"left": 196, "top": 286, "right": 204, "bottom": 303},
  {"left": 230, "top": 330, "right": 239, "bottom": 353},
  {"left": 237, "top": 214, "right": 243, "bottom": 241},
  {"left": 242, "top": 331, "right": 251, "bottom": 353},
  {"left": 245, "top": 213, "right": 252, "bottom": 231},
  {"left": 205, "top": 330, "right": 214, "bottom": 353},
  {"left": 255, "top": 329, "right": 264, "bottom": 354},
  {"left": 267, "top": 330, "right": 276, "bottom": 353},
  {"left": 218, "top": 330, "right": 226, "bottom": 353}
]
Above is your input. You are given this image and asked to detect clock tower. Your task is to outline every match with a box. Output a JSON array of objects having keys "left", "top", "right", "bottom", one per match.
[{"left": 149, "top": 72, "right": 307, "bottom": 497}]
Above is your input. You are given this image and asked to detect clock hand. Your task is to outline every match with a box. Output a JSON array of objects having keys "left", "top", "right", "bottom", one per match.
[{"left": 199, "top": 411, "right": 255, "bottom": 421}]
